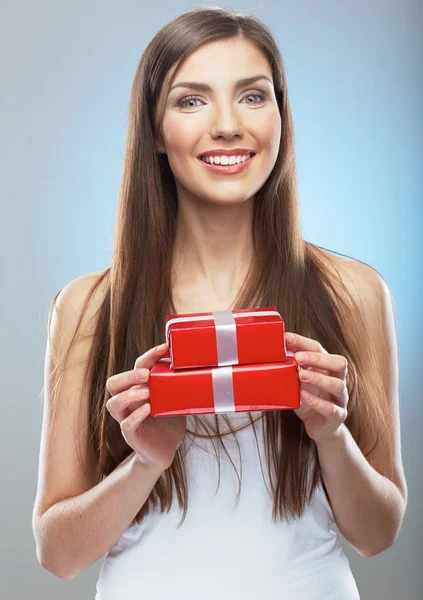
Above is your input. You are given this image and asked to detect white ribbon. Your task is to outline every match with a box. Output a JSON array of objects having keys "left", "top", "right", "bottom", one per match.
[
  {"left": 211, "top": 366, "right": 235, "bottom": 412},
  {"left": 212, "top": 310, "right": 238, "bottom": 366}
]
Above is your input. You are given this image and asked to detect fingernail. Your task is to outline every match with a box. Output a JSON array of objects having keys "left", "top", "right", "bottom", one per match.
[
  {"left": 157, "top": 343, "right": 167, "bottom": 352},
  {"left": 286, "top": 333, "right": 295, "bottom": 343},
  {"left": 136, "top": 368, "right": 149, "bottom": 381},
  {"left": 138, "top": 387, "right": 150, "bottom": 398},
  {"left": 301, "top": 370, "right": 314, "bottom": 381}
]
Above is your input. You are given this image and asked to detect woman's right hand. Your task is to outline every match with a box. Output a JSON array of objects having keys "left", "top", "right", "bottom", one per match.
[{"left": 105, "top": 343, "right": 187, "bottom": 471}]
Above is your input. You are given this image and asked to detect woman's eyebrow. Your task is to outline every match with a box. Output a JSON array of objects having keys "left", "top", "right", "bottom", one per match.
[{"left": 169, "top": 74, "right": 273, "bottom": 93}]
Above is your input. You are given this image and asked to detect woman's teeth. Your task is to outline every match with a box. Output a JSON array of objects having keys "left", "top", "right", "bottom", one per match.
[{"left": 200, "top": 153, "right": 252, "bottom": 165}]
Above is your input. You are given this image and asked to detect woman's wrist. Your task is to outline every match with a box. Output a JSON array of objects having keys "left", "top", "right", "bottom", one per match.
[
  {"left": 131, "top": 451, "right": 168, "bottom": 477},
  {"left": 314, "top": 423, "right": 349, "bottom": 450}
]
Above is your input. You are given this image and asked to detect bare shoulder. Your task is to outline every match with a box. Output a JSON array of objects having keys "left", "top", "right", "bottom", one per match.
[
  {"left": 52, "top": 268, "right": 110, "bottom": 341},
  {"left": 55, "top": 268, "right": 110, "bottom": 317},
  {"left": 318, "top": 247, "right": 391, "bottom": 305},
  {"left": 316, "top": 248, "right": 397, "bottom": 358},
  {"left": 59, "top": 268, "right": 109, "bottom": 291}
]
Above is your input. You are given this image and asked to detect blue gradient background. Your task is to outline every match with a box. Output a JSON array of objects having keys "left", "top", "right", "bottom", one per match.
[{"left": 1, "top": 1, "right": 421, "bottom": 598}]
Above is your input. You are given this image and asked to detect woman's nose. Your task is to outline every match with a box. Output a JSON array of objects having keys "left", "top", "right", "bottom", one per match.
[{"left": 210, "top": 107, "right": 243, "bottom": 139}]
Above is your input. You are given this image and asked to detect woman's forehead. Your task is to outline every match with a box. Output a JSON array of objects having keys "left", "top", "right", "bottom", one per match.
[{"left": 170, "top": 40, "right": 268, "bottom": 82}]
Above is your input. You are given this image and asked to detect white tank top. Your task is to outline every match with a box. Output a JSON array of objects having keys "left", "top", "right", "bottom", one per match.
[{"left": 95, "top": 412, "right": 360, "bottom": 599}]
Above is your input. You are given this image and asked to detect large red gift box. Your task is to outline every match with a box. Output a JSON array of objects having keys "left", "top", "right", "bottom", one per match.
[
  {"left": 149, "top": 357, "right": 301, "bottom": 417},
  {"left": 165, "top": 306, "right": 286, "bottom": 370}
]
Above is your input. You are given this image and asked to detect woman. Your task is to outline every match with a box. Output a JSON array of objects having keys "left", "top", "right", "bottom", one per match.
[{"left": 32, "top": 6, "right": 407, "bottom": 599}]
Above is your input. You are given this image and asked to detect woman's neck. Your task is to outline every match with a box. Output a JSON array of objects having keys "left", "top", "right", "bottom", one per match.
[{"left": 171, "top": 196, "right": 255, "bottom": 305}]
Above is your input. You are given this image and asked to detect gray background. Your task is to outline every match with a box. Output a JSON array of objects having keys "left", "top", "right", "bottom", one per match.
[{"left": 1, "top": 0, "right": 421, "bottom": 598}]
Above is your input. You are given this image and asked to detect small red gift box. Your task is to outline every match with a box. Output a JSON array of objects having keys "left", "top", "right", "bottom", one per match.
[
  {"left": 165, "top": 306, "right": 286, "bottom": 370},
  {"left": 149, "top": 357, "right": 300, "bottom": 417}
]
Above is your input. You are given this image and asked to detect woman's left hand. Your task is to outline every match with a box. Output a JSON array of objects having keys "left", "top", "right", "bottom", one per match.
[{"left": 286, "top": 332, "right": 349, "bottom": 444}]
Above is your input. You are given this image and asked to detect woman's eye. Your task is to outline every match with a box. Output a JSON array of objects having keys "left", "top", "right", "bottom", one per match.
[
  {"left": 176, "top": 91, "right": 267, "bottom": 109},
  {"left": 243, "top": 92, "right": 267, "bottom": 105},
  {"left": 177, "top": 96, "right": 203, "bottom": 109}
]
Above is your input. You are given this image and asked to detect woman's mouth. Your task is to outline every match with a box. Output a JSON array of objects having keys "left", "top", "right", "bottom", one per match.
[{"left": 197, "top": 153, "right": 256, "bottom": 175}]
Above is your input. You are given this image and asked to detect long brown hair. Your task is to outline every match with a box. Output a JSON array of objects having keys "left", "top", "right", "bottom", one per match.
[{"left": 46, "top": 6, "right": 394, "bottom": 529}]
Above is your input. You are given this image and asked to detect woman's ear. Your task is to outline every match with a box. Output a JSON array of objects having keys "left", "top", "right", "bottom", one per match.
[{"left": 154, "top": 135, "right": 166, "bottom": 154}]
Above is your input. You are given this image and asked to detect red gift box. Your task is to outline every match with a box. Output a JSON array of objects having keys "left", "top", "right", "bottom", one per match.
[
  {"left": 149, "top": 357, "right": 301, "bottom": 417},
  {"left": 165, "top": 306, "right": 287, "bottom": 370}
]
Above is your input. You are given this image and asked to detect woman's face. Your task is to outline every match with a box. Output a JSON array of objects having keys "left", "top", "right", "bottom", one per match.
[{"left": 155, "top": 37, "right": 282, "bottom": 207}]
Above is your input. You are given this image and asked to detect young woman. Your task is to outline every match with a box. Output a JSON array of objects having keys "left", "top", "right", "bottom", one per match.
[{"left": 32, "top": 7, "right": 407, "bottom": 599}]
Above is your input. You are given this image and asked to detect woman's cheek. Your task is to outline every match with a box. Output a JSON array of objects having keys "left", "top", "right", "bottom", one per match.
[
  {"left": 256, "top": 111, "right": 281, "bottom": 151},
  {"left": 163, "top": 112, "right": 205, "bottom": 151},
  {"left": 161, "top": 118, "right": 186, "bottom": 153}
]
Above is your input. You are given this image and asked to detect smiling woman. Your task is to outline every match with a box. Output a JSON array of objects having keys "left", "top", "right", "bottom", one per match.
[{"left": 32, "top": 5, "right": 406, "bottom": 600}]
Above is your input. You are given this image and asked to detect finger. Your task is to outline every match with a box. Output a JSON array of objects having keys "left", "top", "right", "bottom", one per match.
[
  {"left": 121, "top": 402, "right": 151, "bottom": 435},
  {"left": 285, "top": 332, "right": 327, "bottom": 354},
  {"left": 299, "top": 369, "right": 347, "bottom": 405},
  {"left": 107, "top": 386, "right": 150, "bottom": 423},
  {"left": 295, "top": 351, "right": 348, "bottom": 376},
  {"left": 106, "top": 367, "right": 149, "bottom": 397},
  {"left": 300, "top": 389, "right": 348, "bottom": 419},
  {"left": 293, "top": 402, "right": 310, "bottom": 421},
  {"left": 134, "top": 343, "right": 168, "bottom": 370},
  {"left": 106, "top": 343, "right": 168, "bottom": 396}
]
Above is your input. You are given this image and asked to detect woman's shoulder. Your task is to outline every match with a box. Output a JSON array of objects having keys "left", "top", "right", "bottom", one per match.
[
  {"left": 53, "top": 268, "right": 110, "bottom": 337},
  {"left": 59, "top": 267, "right": 110, "bottom": 301},
  {"left": 317, "top": 247, "right": 388, "bottom": 297},
  {"left": 316, "top": 248, "right": 392, "bottom": 332}
]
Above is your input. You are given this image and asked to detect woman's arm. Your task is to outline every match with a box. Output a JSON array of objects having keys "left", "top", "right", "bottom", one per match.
[
  {"left": 316, "top": 424, "right": 406, "bottom": 557},
  {"left": 33, "top": 452, "right": 163, "bottom": 579},
  {"left": 32, "top": 273, "right": 164, "bottom": 580},
  {"left": 289, "top": 259, "right": 408, "bottom": 557},
  {"left": 318, "top": 261, "right": 407, "bottom": 556}
]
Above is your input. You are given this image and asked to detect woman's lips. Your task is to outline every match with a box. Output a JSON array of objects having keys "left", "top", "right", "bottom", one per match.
[{"left": 197, "top": 154, "right": 255, "bottom": 175}]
